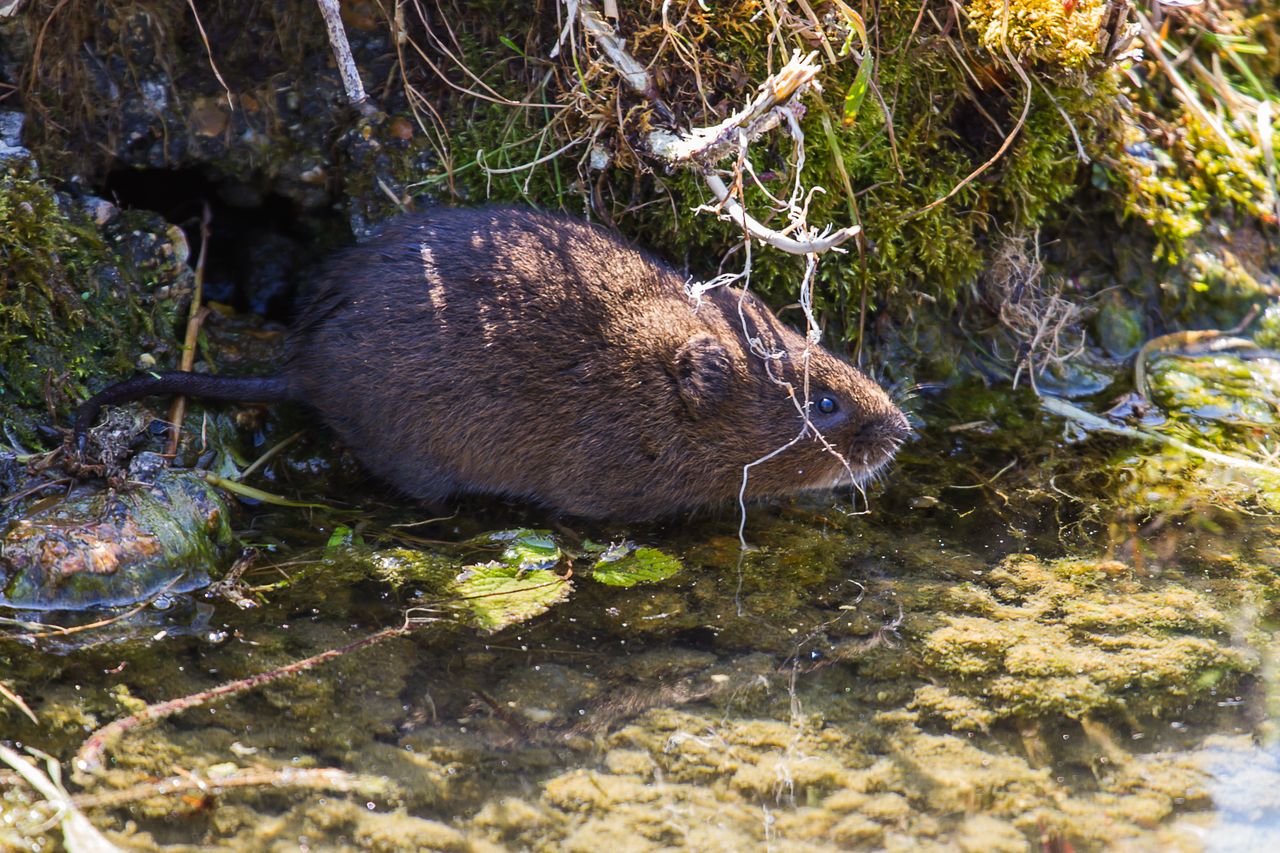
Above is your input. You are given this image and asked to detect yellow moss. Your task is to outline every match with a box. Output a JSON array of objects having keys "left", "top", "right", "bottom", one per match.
[
  {"left": 910, "top": 685, "right": 1000, "bottom": 731},
  {"left": 830, "top": 813, "right": 886, "bottom": 846},
  {"left": 966, "top": 0, "right": 1109, "bottom": 66}
]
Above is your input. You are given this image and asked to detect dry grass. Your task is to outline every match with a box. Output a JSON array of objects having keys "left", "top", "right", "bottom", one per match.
[{"left": 981, "top": 231, "right": 1091, "bottom": 390}]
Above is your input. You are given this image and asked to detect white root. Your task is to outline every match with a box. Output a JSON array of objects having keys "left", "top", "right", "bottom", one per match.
[
  {"left": 570, "top": 2, "right": 858, "bottom": 257},
  {"left": 315, "top": 0, "right": 376, "bottom": 114},
  {"left": 704, "top": 174, "right": 861, "bottom": 255}
]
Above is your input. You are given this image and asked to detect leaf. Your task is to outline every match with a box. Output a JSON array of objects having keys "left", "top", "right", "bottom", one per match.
[
  {"left": 498, "top": 35, "right": 527, "bottom": 58},
  {"left": 842, "top": 59, "right": 873, "bottom": 128},
  {"left": 831, "top": 0, "right": 868, "bottom": 55},
  {"left": 325, "top": 525, "right": 362, "bottom": 551},
  {"left": 591, "top": 544, "right": 682, "bottom": 587},
  {"left": 452, "top": 562, "right": 572, "bottom": 632},
  {"left": 490, "top": 528, "right": 562, "bottom": 570}
]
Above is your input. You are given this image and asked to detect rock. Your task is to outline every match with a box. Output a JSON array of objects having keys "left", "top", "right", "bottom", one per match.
[
  {"left": 0, "top": 109, "right": 29, "bottom": 161},
  {"left": 0, "top": 470, "right": 232, "bottom": 610}
]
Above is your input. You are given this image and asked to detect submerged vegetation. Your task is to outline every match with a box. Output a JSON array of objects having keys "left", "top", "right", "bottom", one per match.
[{"left": 4, "top": 0, "right": 1280, "bottom": 850}]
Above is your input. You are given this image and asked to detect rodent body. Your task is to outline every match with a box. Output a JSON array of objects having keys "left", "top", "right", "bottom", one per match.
[{"left": 77, "top": 207, "right": 909, "bottom": 520}]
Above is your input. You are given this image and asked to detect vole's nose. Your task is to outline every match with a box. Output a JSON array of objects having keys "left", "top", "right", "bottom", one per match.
[
  {"left": 885, "top": 406, "right": 914, "bottom": 443},
  {"left": 851, "top": 406, "right": 912, "bottom": 465}
]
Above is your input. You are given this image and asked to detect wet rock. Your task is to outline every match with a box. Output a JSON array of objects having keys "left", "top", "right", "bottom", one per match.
[
  {"left": 0, "top": 109, "right": 27, "bottom": 160},
  {"left": 1092, "top": 291, "right": 1145, "bottom": 360},
  {"left": 0, "top": 469, "right": 232, "bottom": 609}
]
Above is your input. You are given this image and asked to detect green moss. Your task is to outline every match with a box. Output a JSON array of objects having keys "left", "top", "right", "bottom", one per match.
[
  {"left": 0, "top": 164, "right": 189, "bottom": 444},
  {"left": 966, "top": 0, "right": 1111, "bottom": 67},
  {"left": 0, "top": 165, "right": 101, "bottom": 402},
  {"left": 421, "top": 0, "right": 1119, "bottom": 351}
]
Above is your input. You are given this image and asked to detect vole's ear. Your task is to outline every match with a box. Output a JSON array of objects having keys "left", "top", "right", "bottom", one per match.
[{"left": 674, "top": 334, "right": 732, "bottom": 418}]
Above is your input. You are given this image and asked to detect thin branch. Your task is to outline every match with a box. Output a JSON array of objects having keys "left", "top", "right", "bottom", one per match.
[
  {"left": 643, "top": 50, "right": 823, "bottom": 167},
  {"left": 185, "top": 0, "right": 232, "bottom": 108},
  {"left": 75, "top": 623, "right": 411, "bottom": 778},
  {"left": 1043, "top": 396, "right": 1280, "bottom": 479},
  {"left": 315, "top": 0, "right": 376, "bottom": 114},
  {"left": 73, "top": 767, "right": 396, "bottom": 811},
  {"left": 1, "top": 679, "right": 37, "bottom": 723},
  {"left": 0, "top": 744, "right": 121, "bottom": 853},
  {"left": 166, "top": 203, "right": 212, "bottom": 458}
]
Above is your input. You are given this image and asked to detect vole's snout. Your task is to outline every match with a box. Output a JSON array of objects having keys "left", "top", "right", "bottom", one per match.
[{"left": 850, "top": 406, "right": 912, "bottom": 469}]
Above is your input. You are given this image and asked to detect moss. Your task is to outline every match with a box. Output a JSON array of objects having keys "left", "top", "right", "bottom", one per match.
[
  {"left": 421, "top": 0, "right": 1120, "bottom": 353},
  {"left": 966, "top": 0, "right": 1110, "bottom": 67},
  {"left": 0, "top": 166, "right": 191, "bottom": 446},
  {"left": 0, "top": 166, "right": 102, "bottom": 405}
]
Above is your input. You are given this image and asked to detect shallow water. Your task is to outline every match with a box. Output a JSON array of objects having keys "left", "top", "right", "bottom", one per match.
[{"left": 4, "top": 387, "right": 1280, "bottom": 851}]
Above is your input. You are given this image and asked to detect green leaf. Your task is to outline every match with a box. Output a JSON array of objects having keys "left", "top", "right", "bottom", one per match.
[
  {"left": 499, "top": 35, "right": 527, "bottom": 58},
  {"left": 490, "top": 528, "right": 562, "bottom": 570},
  {"left": 590, "top": 544, "right": 682, "bottom": 587},
  {"left": 452, "top": 562, "right": 572, "bottom": 632},
  {"left": 325, "top": 525, "right": 363, "bottom": 551},
  {"left": 842, "top": 60, "right": 873, "bottom": 128}
]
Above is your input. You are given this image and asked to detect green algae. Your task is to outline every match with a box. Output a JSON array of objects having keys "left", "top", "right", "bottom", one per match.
[
  {"left": 7, "top": 437, "right": 1278, "bottom": 851},
  {"left": 0, "top": 468, "right": 233, "bottom": 610}
]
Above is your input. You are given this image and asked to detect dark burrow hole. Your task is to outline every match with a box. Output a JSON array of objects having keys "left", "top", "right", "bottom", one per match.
[{"left": 101, "top": 167, "right": 350, "bottom": 321}]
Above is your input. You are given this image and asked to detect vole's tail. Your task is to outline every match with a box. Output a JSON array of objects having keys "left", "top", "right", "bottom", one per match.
[{"left": 73, "top": 372, "right": 293, "bottom": 453}]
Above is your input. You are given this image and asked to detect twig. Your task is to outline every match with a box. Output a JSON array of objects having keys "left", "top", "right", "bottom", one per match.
[
  {"left": 1042, "top": 396, "right": 1280, "bottom": 479},
  {"left": 0, "top": 578, "right": 184, "bottom": 642},
  {"left": 166, "top": 204, "right": 213, "bottom": 458},
  {"left": 1132, "top": 308, "right": 1260, "bottom": 403},
  {"left": 235, "top": 430, "right": 306, "bottom": 481},
  {"left": 578, "top": 1, "right": 652, "bottom": 98},
  {"left": 75, "top": 623, "right": 411, "bottom": 777},
  {"left": 0, "top": 477, "right": 70, "bottom": 504},
  {"left": 1, "top": 679, "right": 38, "bottom": 724},
  {"left": 315, "top": 0, "right": 376, "bottom": 114},
  {"left": 185, "top": 0, "right": 233, "bottom": 108},
  {"left": 0, "top": 744, "right": 122, "bottom": 853},
  {"left": 643, "top": 50, "right": 822, "bottom": 167},
  {"left": 73, "top": 766, "right": 397, "bottom": 811},
  {"left": 573, "top": 6, "right": 859, "bottom": 257},
  {"left": 201, "top": 472, "right": 338, "bottom": 510},
  {"left": 703, "top": 174, "right": 861, "bottom": 254}
]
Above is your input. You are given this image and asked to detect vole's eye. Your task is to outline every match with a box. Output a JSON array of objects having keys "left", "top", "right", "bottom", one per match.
[{"left": 816, "top": 396, "right": 838, "bottom": 415}]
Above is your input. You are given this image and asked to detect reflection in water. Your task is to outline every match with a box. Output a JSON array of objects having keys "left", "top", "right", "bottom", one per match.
[{"left": 1203, "top": 740, "right": 1280, "bottom": 851}]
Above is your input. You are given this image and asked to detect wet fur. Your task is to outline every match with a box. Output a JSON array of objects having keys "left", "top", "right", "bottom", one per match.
[{"left": 81, "top": 207, "right": 910, "bottom": 520}]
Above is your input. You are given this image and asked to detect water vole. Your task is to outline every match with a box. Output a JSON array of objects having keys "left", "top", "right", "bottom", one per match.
[{"left": 75, "top": 207, "right": 909, "bottom": 519}]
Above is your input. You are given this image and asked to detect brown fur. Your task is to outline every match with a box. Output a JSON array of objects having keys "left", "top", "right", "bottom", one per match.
[{"left": 283, "top": 207, "right": 909, "bottom": 519}]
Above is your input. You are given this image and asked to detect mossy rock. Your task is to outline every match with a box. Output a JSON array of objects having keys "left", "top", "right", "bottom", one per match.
[
  {"left": 0, "top": 466, "right": 232, "bottom": 609},
  {"left": 0, "top": 161, "right": 190, "bottom": 445}
]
